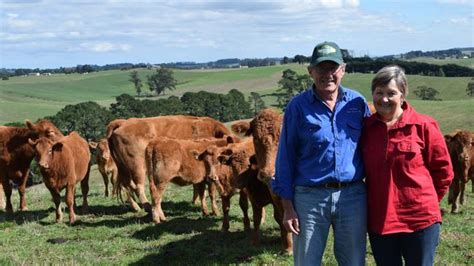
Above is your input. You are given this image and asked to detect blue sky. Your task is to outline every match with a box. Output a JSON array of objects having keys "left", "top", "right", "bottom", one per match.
[{"left": 1, "top": 0, "right": 473, "bottom": 69}]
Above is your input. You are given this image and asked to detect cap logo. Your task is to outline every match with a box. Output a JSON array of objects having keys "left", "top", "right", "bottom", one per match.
[{"left": 318, "top": 45, "right": 336, "bottom": 55}]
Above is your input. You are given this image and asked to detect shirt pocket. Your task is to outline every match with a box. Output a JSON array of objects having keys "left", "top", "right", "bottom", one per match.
[
  {"left": 395, "top": 140, "right": 425, "bottom": 169},
  {"left": 346, "top": 119, "right": 362, "bottom": 141}
]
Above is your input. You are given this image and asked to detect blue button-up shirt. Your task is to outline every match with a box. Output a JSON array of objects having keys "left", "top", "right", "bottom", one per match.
[{"left": 272, "top": 85, "right": 371, "bottom": 200}]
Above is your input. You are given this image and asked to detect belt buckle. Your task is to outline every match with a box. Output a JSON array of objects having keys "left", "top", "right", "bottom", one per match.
[{"left": 324, "top": 182, "right": 343, "bottom": 189}]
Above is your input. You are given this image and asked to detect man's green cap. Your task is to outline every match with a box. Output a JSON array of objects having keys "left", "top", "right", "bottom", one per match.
[{"left": 310, "top": 41, "right": 344, "bottom": 67}]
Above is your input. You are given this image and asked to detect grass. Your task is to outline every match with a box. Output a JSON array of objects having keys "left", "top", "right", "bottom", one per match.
[
  {"left": 406, "top": 57, "right": 474, "bottom": 69},
  {"left": 0, "top": 167, "right": 473, "bottom": 264}
]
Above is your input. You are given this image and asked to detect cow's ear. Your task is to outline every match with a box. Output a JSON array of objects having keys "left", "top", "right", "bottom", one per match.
[
  {"left": 25, "top": 120, "right": 35, "bottom": 130},
  {"left": 52, "top": 142, "right": 63, "bottom": 152},
  {"left": 28, "top": 138, "right": 37, "bottom": 146},
  {"left": 231, "top": 121, "right": 250, "bottom": 136},
  {"left": 444, "top": 135, "right": 453, "bottom": 143},
  {"left": 89, "top": 141, "right": 98, "bottom": 149}
]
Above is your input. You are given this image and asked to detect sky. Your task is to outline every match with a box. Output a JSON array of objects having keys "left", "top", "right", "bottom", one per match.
[{"left": 0, "top": 0, "right": 473, "bottom": 69}]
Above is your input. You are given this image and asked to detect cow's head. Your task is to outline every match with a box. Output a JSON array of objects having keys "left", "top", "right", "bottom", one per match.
[
  {"left": 446, "top": 130, "right": 473, "bottom": 182},
  {"left": 248, "top": 109, "right": 282, "bottom": 183},
  {"left": 25, "top": 119, "right": 63, "bottom": 141},
  {"left": 219, "top": 150, "right": 257, "bottom": 189},
  {"left": 28, "top": 137, "right": 62, "bottom": 169},
  {"left": 95, "top": 139, "right": 111, "bottom": 161}
]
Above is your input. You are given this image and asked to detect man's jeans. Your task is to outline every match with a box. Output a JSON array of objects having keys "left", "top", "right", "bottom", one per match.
[
  {"left": 293, "top": 181, "right": 367, "bottom": 266},
  {"left": 369, "top": 222, "right": 440, "bottom": 266}
]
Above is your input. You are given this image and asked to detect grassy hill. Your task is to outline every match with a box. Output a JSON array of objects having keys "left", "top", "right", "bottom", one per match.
[
  {"left": 406, "top": 57, "right": 474, "bottom": 69},
  {"left": 0, "top": 64, "right": 472, "bottom": 133},
  {"left": 0, "top": 167, "right": 472, "bottom": 264}
]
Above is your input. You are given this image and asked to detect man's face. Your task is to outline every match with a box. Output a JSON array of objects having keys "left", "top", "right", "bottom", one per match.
[{"left": 308, "top": 61, "right": 345, "bottom": 95}]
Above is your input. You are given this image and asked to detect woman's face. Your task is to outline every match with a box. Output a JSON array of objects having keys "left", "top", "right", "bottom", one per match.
[{"left": 372, "top": 79, "right": 404, "bottom": 117}]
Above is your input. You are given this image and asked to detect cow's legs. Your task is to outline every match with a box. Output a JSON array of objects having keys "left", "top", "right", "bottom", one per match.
[
  {"left": 196, "top": 182, "right": 209, "bottom": 216},
  {"left": 239, "top": 189, "right": 250, "bottom": 232},
  {"left": 49, "top": 188, "right": 63, "bottom": 223},
  {"left": 148, "top": 175, "right": 168, "bottom": 223},
  {"left": 460, "top": 182, "right": 466, "bottom": 205},
  {"left": 0, "top": 181, "right": 5, "bottom": 210},
  {"left": 100, "top": 170, "right": 109, "bottom": 197},
  {"left": 3, "top": 178, "right": 13, "bottom": 212},
  {"left": 208, "top": 182, "right": 220, "bottom": 216},
  {"left": 221, "top": 195, "right": 232, "bottom": 232},
  {"left": 81, "top": 168, "right": 90, "bottom": 214},
  {"left": 66, "top": 183, "right": 77, "bottom": 225},
  {"left": 450, "top": 179, "right": 461, "bottom": 213},
  {"left": 18, "top": 169, "right": 29, "bottom": 211},
  {"left": 270, "top": 192, "right": 293, "bottom": 255},
  {"left": 192, "top": 184, "right": 199, "bottom": 205},
  {"left": 250, "top": 200, "right": 264, "bottom": 246}
]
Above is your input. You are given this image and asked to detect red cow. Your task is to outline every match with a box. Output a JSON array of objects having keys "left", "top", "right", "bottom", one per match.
[
  {"left": 29, "top": 132, "right": 91, "bottom": 224},
  {"left": 145, "top": 137, "right": 235, "bottom": 224},
  {"left": 0, "top": 119, "right": 63, "bottom": 212},
  {"left": 89, "top": 139, "right": 118, "bottom": 197},
  {"left": 107, "top": 115, "right": 231, "bottom": 214},
  {"left": 231, "top": 108, "right": 292, "bottom": 254},
  {"left": 197, "top": 138, "right": 254, "bottom": 232},
  {"left": 445, "top": 130, "right": 474, "bottom": 213}
]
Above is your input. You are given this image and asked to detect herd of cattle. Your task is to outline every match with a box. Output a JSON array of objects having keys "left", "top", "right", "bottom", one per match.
[{"left": 0, "top": 108, "right": 472, "bottom": 254}]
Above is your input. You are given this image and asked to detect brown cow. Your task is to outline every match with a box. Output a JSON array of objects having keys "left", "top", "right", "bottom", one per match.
[
  {"left": 445, "top": 130, "right": 474, "bottom": 213},
  {"left": 197, "top": 138, "right": 254, "bottom": 232},
  {"left": 145, "top": 137, "right": 235, "bottom": 224},
  {"left": 229, "top": 153, "right": 276, "bottom": 248},
  {"left": 29, "top": 131, "right": 91, "bottom": 224},
  {"left": 89, "top": 139, "right": 118, "bottom": 197},
  {"left": 231, "top": 108, "right": 292, "bottom": 254},
  {"left": 107, "top": 115, "right": 232, "bottom": 214},
  {"left": 0, "top": 119, "right": 63, "bottom": 212}
]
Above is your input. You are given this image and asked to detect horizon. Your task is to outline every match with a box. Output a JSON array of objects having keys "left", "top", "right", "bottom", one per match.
[{"left": 1, "top": 0, "right": 473, "bottom": 69}]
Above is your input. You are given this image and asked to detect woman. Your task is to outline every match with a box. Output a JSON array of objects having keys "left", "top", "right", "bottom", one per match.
[{"left": 361, "top": 65, "right": 453, "bottom": 265}]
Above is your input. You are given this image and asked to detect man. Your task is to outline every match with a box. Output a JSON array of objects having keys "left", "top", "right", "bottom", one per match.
[{"left": 272, "top": 41, "right": 371, "bottom": 265}]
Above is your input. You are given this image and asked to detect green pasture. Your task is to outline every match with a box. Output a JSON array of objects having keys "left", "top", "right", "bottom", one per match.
[
  {"left": 0, "top": 64, "right": 472, "bottom": 133},
  {"left": 0, "top": 167, "right": 473, "bottom": 264},
  {"left": 407, "top": 57, "right": 474, "bottom": 69},
  {"left": 0, "top": 166, "right": 474, "bottom": 265}
]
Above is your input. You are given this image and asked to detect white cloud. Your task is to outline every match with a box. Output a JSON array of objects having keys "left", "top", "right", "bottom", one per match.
[
  {"left": 6, "top": 13, "right": 35, "bottom": 28},
  {"left": 75, "top": 42, "right": 131, "bottom": 52}
]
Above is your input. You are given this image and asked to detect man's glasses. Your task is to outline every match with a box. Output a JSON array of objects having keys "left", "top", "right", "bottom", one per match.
[{"left": 314, "top": 65, "right": 344, "bottom": 75}]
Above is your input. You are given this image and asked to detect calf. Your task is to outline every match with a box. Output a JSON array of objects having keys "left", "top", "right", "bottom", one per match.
[
  {"left": 445, "top": 130, "right": 474, "bottom": 213},
  {"left": 89, "top": 139, "right": 118, "bottom": 197},
  {"left": 231, "top": 108, "right": 292, "bottom": 254},
  {"left": 29, "top": 132, "right": 91, "bottom": 224},
  {"left": 145, "top": 137, "right": 233, "bottom": 224},
  {"left": 198, "top": 138, "right": 254, "bottom": 232},
  {"left": 0, "top": 119, "right": 63, "bottom": 212}
]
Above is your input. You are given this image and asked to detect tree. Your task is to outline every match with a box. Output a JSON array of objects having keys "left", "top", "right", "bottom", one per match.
[
  {"left": 47, "top": 101, "right": 114, "bottom": 141},
  {"left": 129, "top": 70, "right": 143, "bottom": 96},
  {"left": 147, "top": 67, "right": 177, "bottom": 95},
  {"left": 413, "top": 86, "right": 441, "bottom": 101},
  {"left": 467, "top": 79, "right": 474, "bottom": 97},
  {"left": 276, "top": 69, "right": 313, "bottom": 110},
  {"left": 248, "top": 92, "right": 266, "bottom": 116},
  {"left": 109, "top": 93, "right": 144, "bottom": 118}
]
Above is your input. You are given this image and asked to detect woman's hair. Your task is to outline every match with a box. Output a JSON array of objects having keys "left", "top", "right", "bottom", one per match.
[{"left": 371, "top": 65, "right": 408, "bottom": 97}]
